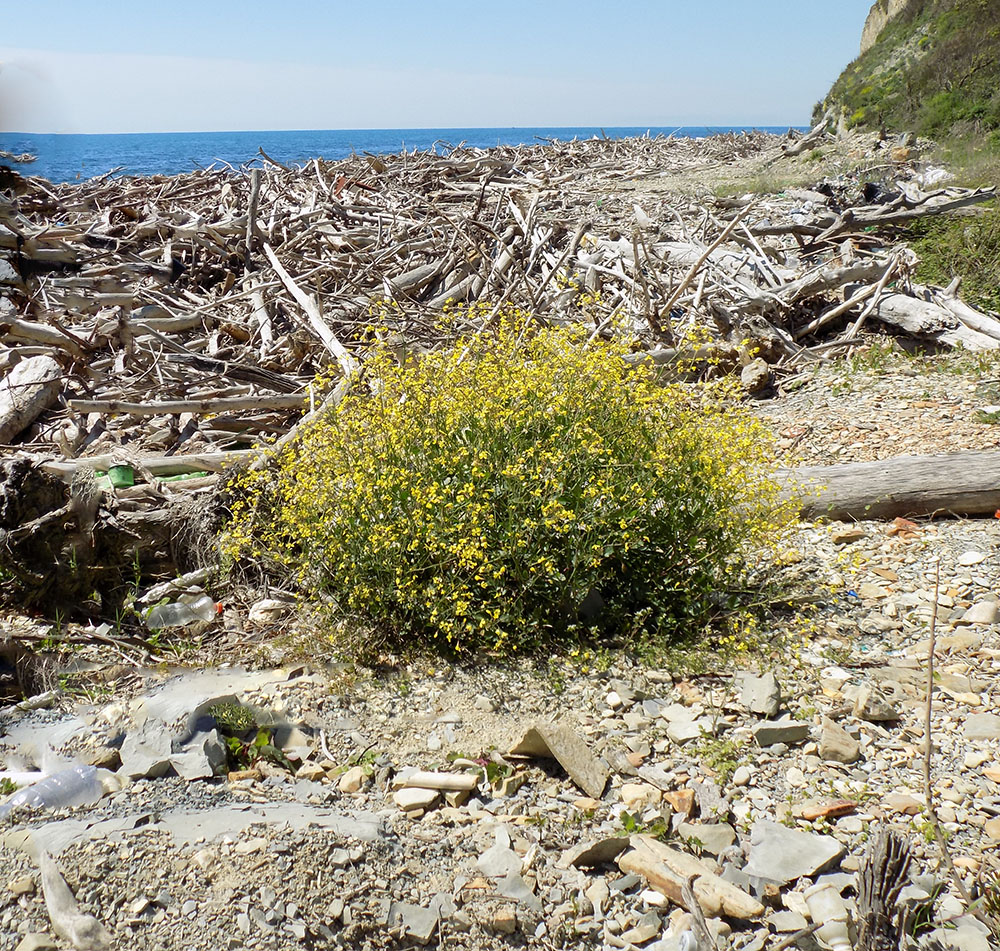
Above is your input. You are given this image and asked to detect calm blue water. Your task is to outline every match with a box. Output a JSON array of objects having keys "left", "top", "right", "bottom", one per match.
[{"left": 0, "top": 127, "right": 802, "bottom": 184}]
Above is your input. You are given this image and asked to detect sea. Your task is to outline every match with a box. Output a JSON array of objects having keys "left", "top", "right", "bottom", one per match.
[{"left": 0, "top": 126, "right": 803, "bottom": 184}]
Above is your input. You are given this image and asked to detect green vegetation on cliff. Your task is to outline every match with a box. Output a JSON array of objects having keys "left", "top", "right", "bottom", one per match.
[{"left": 816, "top": 0, "right": 1000, "bottom": 140}]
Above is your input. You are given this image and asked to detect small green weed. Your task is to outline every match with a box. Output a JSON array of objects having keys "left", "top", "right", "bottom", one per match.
[
  {"left": 224, "top": 728, "right": 293, "bottom": 772},
  {"left": 618, "top": 809, "right": 672, "bottom": 841},
  {"left": 692, "top": 733, "right": 746, "bottom": 785},
  {"left": 0, "top": 778, "right": 17, "bottom": 796}
]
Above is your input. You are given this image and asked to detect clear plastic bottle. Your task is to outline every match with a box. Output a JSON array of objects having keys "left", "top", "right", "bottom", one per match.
[
  {"left": 0, "top": 763, "right": 104, "bottom": 817},
  {"left": 145, "top": 594, "right": 218, "bottom": 629}
]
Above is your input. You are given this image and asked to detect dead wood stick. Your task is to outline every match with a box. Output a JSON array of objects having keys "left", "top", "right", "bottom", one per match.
[
  {"left": 0, "top": 318, "right": 88, "bottom": 360},
  {"left": 840, "top": 257, "right": 901, "bottom": 341},
  {"left": 245, "top": 168, "right": 262, "bottom": 269},
  {"left": 263, "top": 242, "right": 359, "bottom": 377},
  {"left": 793, "top": 282, "right": 881, "bottom": 340},
  {"left": 40, "top": 449, "right": 256, "bottom": 481},
  {"left": 67, "top": 395, "right": 307, "bottom": 416},
  {"left": 660, "top": 205, "right": 753, "bottom": 315},
  {"left": 936, "top": 291, "right": 1000, "bottom": 342}
]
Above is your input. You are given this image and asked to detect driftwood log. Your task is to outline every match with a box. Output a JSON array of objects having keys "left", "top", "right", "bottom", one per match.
[{"left": 784, "top": 450, "right": 1000, "bottom": 521}]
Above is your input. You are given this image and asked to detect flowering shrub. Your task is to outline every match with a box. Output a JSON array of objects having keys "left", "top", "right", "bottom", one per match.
[{"left": 224, "top": 316, "right": 793, "bottom": 658}]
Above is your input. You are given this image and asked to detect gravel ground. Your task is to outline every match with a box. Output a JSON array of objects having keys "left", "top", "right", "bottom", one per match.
[{"left": 2, "top": 353, "right": 999, "bottom": 951}]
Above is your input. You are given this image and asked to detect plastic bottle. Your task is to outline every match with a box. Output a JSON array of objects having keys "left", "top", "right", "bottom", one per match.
[
  {"left": 0, "top": 763, "right": 104, "bottom": 818},
  {"left": 145, "top": 594, "right": 218, "bottom": 629},
  {"left": 804, "top": 881, "right": 852, "bottom": 951}
]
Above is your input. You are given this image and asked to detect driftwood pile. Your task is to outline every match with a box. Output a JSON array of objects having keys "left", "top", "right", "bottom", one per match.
[{"left": 0, "top": 131, "right": 998, "bottom": 621}]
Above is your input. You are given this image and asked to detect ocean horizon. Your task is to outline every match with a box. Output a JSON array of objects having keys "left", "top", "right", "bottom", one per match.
[{"left": 0, "top": 125, "right": 806, "bottom": 185}]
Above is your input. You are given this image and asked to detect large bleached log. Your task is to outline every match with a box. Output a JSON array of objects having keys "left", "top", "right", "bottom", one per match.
[
  {"left": 783, "top": 451, "right": 1000, "bottom": 521},
  {"left": 866, "top": 291, "right": 1000, "bottom": 349},
  {"left": 0, "top": 356, "right": 62, "bottom": 444}
]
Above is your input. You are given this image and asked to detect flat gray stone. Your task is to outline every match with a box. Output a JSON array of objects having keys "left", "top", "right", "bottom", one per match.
[
  {"left": 497, "top": 872, "right": 542, "bottom": 914},
  {"left": 965, "top": 713, "right": 1000, "bottom": 741},
  {"left": 769, "top": 911, "right": 808, "bottom": 933},
  {"left": 743, "top": 820, "right": 845, "bottom": 883},
  {"left": 509, "top": 721, "right": 608, "bottom": 799},
  {"left": 477, "top": 843, "right": 521, "bottom": 878},
  {"left": 752, "top": 718, "right": 810, "bottom": 747},
  {"left": 385, "top": 901, "right": 439, "bottom": 943},
  {"left": 119, "top": 721, "right": 174, "bottom": 779},
  {"left": 741, "top": 673, "right": 782, "bottom": 717},
  {"left": 171, "top": 729, "right": 228, "bottom": 780},
  {"left": 676, "top": 821, "right": 737, "bottom": 856}
]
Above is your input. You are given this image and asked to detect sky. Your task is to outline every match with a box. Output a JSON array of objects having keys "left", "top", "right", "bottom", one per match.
[{"left": 0, "top": 1, "right": 875, "bottom": 134}]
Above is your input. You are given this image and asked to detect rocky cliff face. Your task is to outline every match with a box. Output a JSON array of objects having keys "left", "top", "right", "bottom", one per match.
[
  {"left": 860, "top": 0, "right": 916, "bottom": 53},
  {"left": 818, "top": 0, "right": 1000, "bottom": 138}
]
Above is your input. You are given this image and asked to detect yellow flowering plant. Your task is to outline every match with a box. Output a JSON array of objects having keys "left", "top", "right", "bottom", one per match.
[{"left": 224, "top": 312, "right": 793, "bottom": 658}]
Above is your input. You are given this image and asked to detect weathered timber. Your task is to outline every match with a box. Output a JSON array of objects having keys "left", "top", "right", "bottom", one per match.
[
  {"left": 0, "top": 356, "right": 63, "bottom": 443},
  {"left": 783, "top": 451, "right": 1000, "bottom": 521}
]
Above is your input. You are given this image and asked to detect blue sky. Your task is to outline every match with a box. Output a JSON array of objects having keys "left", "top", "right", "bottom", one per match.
[{"left": 1, "top": 1, "right": 875, "bottom": 133}]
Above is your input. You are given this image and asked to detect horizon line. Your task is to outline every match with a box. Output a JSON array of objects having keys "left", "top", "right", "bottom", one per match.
[{"left": 0, "top": 123, "right": 806, "bottom": 138}]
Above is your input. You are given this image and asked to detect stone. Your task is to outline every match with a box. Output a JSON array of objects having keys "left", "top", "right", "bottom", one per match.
[
  {"left": 7, "top": 874, "right": 35, "bottom": 896},
  {"left": 477, "top": 839, "right": 521, "bottom": 878},
  {"left": 393, "top": 787, "right": 439, "bottom": 812},
  {"left": 740, "top": 358, "right": 770, "bottom": 393},
  {"left": 14, "top": 936, "right": 58, "bottom": 951},
  {"left": 924, "top": 926, "right": 990, "bottom": 951},
  {"left": 666, "top": 718, "right": 713, "bottom": 744},
  {"left": 743, "top": 820, "right": 845, "bottom": 883},
  {"left": 858, "top": 583, "right": 888, "bottom": 600},
  {"left": 586, "top": 879, "right": 610, "bottom": 917},
  {"left": 497, "top": 872, "right": 542, "bottom": 913},
  {"left": 473, "top": 694, "right": 495, "bottom": 712},
  {"left": 663, "top": 789, "right": 695, "bottom": 816},
  {"left": 385, "top": 901, "right": 439, "bottom": 943},
  {"left": 983, "top": 818, "right": 1000, "bottom": 840},
  {"left": 339, "top": 766, "right": 365, "bottom": 792},
  {"left": 769, "top": 910, "right": 808, "bottom": 932},
  {"left": 294, "top": 762, "right": 327, "bottom": 782},
  {"left": 489, "top": 907, "right": 517, "bottom": 934},
  {"left": 618, "top": 836, "right": 764, "bottom": 919},
  {"left": 621, "top": 782, "right": 661, "bottom": 812},
  {"left": 958, "top": 551, "right": 988, "bottom": 567},
  {"left": 962, "top": 601, "right": 999, "bottom": 626},
  {"left": 560, "top": 837, "right": 629, "bottom": 869},
  {"left": 119, "top": 721, "right": 174, "bottom": 779},
  {"left": 965, "top": 751, "right": 991, "bottom": 769},
  {"left": 171, "top": 728, "right": 228, "bottom": 780},
  {"left": 965, "top": 714, "right": 1000, "bottom": 741},
  {"left": 852, "top": 686, "right": 899, "bottom": 722},
  {"left": 752, "top": 718, "right": 810, "bottom": 747},
  {"left": 741, "top": 673, "right": 782, "bottom": 718},
  {"left": 509, "top": 721, "right": 609, "bottom": 799},
  {"left": 620, "top": 910, "right": 662, "bottom": 945},
  {"left": 819, "top": 718, "right": 860, "bottom": 764},
  {"left": 732, "top": 766, "right": 752, "bottom": 787},
  {"left": 832, "top": 527, "right": 865, "bottom": 545},
  {"left": 676, "top": 821, "right": 737, "bottom": 855}
]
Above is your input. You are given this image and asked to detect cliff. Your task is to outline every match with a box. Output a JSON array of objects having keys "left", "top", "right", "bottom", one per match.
[
  {"left": 860, "top": 0, "right": 917, "bottom": 54},
  {"left": 817, "top": 0, "right": 1000, "bottom": 139}
]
